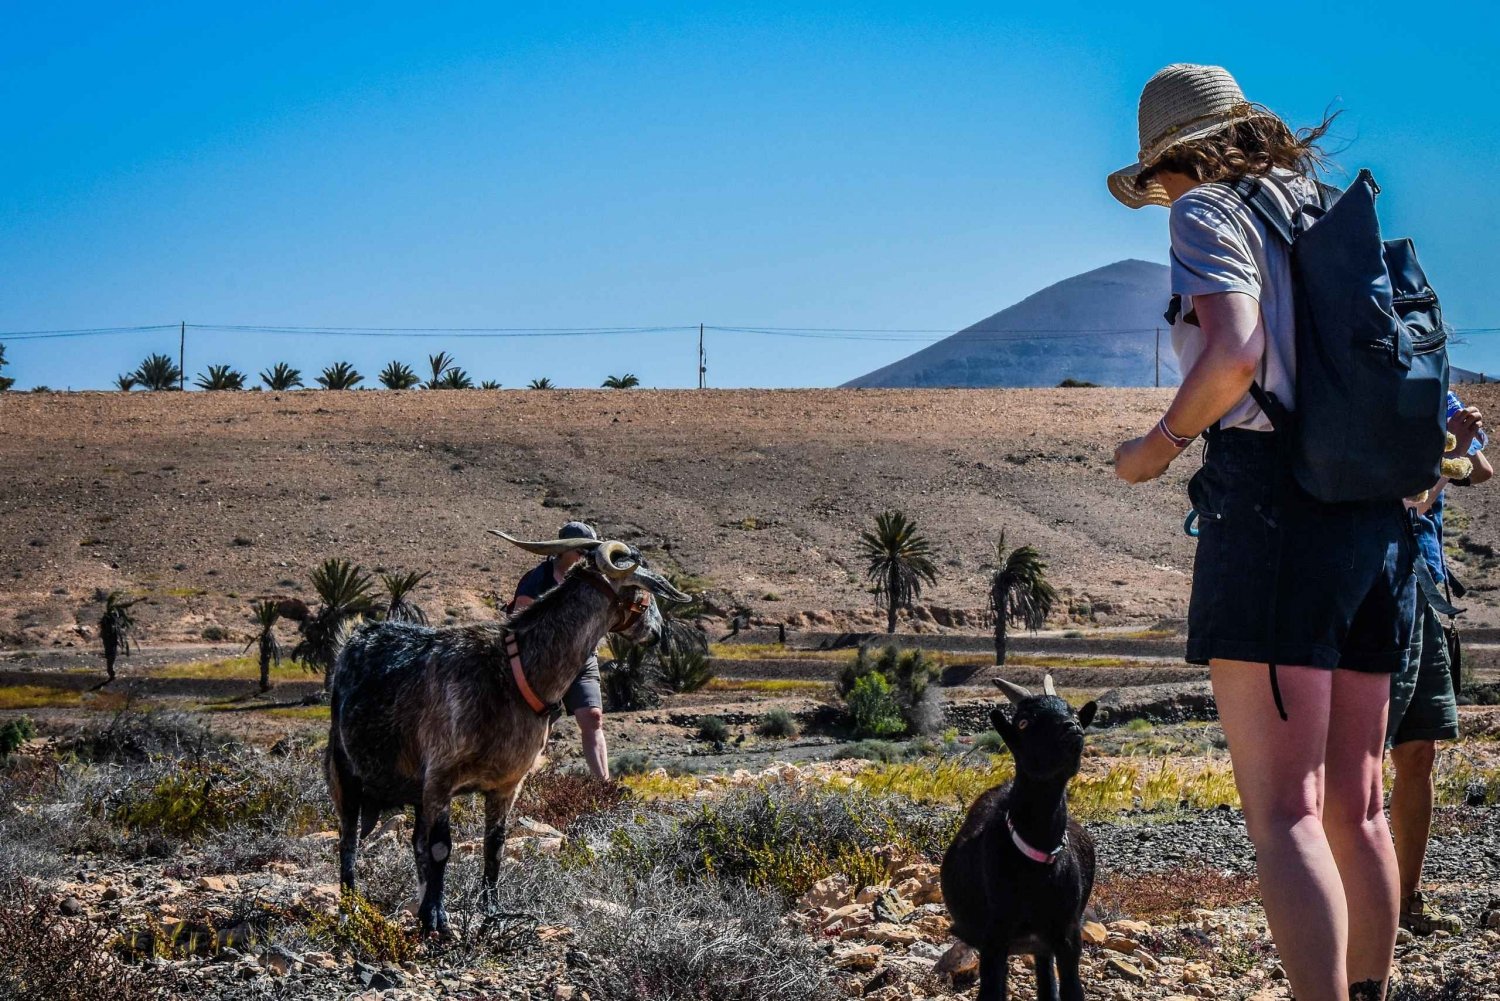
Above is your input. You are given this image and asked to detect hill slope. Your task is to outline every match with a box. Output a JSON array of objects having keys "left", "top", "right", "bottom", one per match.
[
  {"left": 3, "top": 387, "right": 1499, "bottom": 648},
  {"left": 845, "top": 259, "right": 1173, "bottom": 388}
]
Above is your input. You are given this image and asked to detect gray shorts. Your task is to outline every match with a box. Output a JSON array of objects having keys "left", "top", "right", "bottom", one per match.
[
  {"left": 563, "top": 656, "right": 602, "bottom": 715},
  {"left": 1387, "top": 593, "right": 1460, "bottom": 747}
]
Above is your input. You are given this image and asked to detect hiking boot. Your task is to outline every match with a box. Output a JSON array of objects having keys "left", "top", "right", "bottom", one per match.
[{"left": 1400, "top": 890, "right": 1463, "bottom": 936}]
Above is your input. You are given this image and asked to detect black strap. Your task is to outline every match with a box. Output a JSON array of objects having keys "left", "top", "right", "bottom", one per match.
[
  {"left": 1414, "top": 557, "right": 1463, "bottom": 618},
  {"left": 1232, "top": 176, "right": 1299, "bottom": 246}
]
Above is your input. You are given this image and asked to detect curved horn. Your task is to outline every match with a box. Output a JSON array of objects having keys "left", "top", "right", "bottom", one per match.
[
  {"left": 1043, "top": 673, "right": 1057, "bottom": 697},
  {"left": 992, "top": 678, "right": 1032, "bottom": 705},
  {"left": 593, "top": 540, "right": 639, "bottom": 578},
  {"left": 487, "top": 529, "right": 600, "bottom": 556}
]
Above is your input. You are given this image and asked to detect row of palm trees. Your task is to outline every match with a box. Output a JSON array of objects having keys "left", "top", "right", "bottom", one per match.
[
  {"left": 115, "top": 351, "right": 642, "bottom": 392},
  {"left": 859, "top": 510, "right": 1056, "bottom": 663},
  {"left": 0, "top": 343, "right": 13, "bottom": 392}
]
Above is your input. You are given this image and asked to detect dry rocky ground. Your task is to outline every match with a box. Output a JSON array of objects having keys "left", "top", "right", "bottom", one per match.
[{"left": 3, "top": 388, "right": 1500, "bottom": 1000}]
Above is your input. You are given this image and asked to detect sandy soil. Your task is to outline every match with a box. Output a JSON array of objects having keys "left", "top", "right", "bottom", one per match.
[{"left": 4, "top": 386, "right": 1500, "bottom": 650}]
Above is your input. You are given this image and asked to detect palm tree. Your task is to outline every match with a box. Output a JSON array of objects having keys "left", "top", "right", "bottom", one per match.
[
  {"left": 260, "top": 362, "right": 304, "bottom": 390},
  {"left": 435, "top": 367, "right": 474, "bottom": 390},
  {"left": 379, "top": 570, "right": 430, "bottom": 623},
  {"left": 291, "top": 558, "right": 376, "bottom": 680},
  {"left": 0, "top": 343, "right": 12, "bottom": 392},
  {"left": 985, "top": 531, "right": 1058, "bottom": 665},
  {"left": 316, "top": 362, "right": 363, "bottom": 390},
  {"left": 131, "top": 353, "right": 183, "bottom": 391},
  {"left": 245, "top": 601, "right": 282, "bottom": 692},
  {"left": 527, "top": 378, "right": 555, "bottom": 390},
  {"left": 378, "top": 361, "right": 420, "bottom": 390},
  {"left": 601, "top": 373, "right": 641, "bottom": 389},
  {"left": 858, "top": 510, "right": 938, "bottom": 634},
  {"left": 98, "top": 591, "right": 139, "bottom": 682},
  {"left": 478, "top": 379, "right": 502, "bottom": 390},
  {"left": 194, "top": 364, "right": 247, "bottom": 390},
  {"left": 425, "top": 352, "right": 456, "bottom": 389},
  {"left": 114, "top": 374, "right": 137, "bottom": 391}
]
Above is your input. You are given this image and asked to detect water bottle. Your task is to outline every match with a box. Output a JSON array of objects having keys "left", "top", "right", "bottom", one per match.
[{"left": 1446, "top": 392, "right": 1488, "bottom": 455}]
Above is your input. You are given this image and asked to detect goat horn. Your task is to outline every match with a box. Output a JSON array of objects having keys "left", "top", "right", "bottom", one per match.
[
  {"left": 992, "top": 678, "right": 1032, "bottom": 705},
  {"left": 1043, "top": 673, "right": 1057, "bottom": 697},
  {"left": 487, "top": 529, "right": 600, "bottom": 556},
  {"left": 593, "top": 540, "right": 638, "bottom": 578}
]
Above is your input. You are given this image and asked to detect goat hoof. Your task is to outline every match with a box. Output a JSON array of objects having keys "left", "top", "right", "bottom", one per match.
[{"left": 419, "top": 909, "right": 451, "bottom": 940}]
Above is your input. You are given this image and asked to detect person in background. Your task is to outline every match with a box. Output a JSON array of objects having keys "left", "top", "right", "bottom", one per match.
[
  {"left": 509, "top": 521, "right": 610, "bottom": 780},
  {"left": 1389, "top": 399, "right": 1491, "bottom": 934},
  {"left": 1109, "top": 64, "right": 1411, "bottom": 1001}
]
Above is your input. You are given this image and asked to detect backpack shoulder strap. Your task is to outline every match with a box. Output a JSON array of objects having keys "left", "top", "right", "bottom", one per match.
[{"left": 1231, "top": 176, "right": 1298, "bottom": 246}]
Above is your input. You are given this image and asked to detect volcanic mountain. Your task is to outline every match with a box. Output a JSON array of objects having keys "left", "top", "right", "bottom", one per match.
[{"left": 844, "top": 259, "right": 1174, "bottom": 388}]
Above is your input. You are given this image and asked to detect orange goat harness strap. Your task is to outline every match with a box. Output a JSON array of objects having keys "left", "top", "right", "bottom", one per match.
[{"left": 504, "top": 632, "right": 549, "bottom": 715}]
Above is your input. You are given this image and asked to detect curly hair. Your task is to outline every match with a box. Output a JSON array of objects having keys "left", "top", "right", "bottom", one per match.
[{"left": 1136, "top": 105, "right": 1340, "bottom": 192}]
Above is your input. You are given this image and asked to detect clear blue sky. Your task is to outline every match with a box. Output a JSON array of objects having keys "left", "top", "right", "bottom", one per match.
[{"left": 3, "top": 1, "right": 1497, "bottom": 389}]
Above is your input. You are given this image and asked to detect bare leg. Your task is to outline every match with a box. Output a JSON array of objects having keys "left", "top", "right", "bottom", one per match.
[
  {"left": 576, "top": 707, "right": 609, "bottom": 781},
  {"left": 1323, "top": 669, "right": 1398, "bottom": 994},
  {"left": 1212, "top": 661, "right": 1347, "bottom": 1001},
  {"left": 1389, "top": 739, "right": 1436, "bottom": 902}
]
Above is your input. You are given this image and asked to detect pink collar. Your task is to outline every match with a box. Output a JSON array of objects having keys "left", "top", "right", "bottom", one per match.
[{"left": 1005, "top": 811, "right": 1066, "bottom": 864}]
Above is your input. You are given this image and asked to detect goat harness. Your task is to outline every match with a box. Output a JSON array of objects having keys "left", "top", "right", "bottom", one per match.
[
  {"left": 505, "top": 570, "right": 652, "bottom": 717},
  {"left": 1003, "top": 810, "right": 1067, "bottom": 865}
]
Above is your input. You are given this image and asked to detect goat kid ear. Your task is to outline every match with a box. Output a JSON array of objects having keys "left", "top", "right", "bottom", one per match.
[{"left": 1076, "top": 701, "right": 1098, "bottom": 730}]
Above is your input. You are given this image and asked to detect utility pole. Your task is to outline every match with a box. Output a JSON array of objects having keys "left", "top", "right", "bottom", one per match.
[
  {"left": 698, "top": 323, "right": 705, "bottom": 389},
  {"left": 179, "top": 320, "right": 186, "bottom": 391},
  {"left": 1154, "top": 326, "right": 1160, "bottom": 388}
]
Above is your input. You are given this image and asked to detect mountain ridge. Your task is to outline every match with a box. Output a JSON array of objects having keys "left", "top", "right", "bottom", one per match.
[{"left": 844, "top": 259, "right": 1175, "bottom": 388}]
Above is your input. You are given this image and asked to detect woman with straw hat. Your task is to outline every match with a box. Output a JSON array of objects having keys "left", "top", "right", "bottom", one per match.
[{"left": 1109, "top": 65, "right": 1410, "bottom": 1001}]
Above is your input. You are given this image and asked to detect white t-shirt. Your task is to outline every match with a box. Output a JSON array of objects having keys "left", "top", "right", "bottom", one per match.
[{"left": 1168, "top": 168, "right": 1319, "bottom": 432}]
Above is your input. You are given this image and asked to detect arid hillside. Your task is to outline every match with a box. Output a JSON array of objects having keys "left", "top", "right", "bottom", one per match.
[{"left": 4, "top": 386, "right": 1500, "bottom": 648}]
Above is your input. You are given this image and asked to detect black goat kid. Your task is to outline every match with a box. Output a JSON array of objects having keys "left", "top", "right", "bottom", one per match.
[{"left": 942, "top": 675, "right": 1098, "bottom": 1001}]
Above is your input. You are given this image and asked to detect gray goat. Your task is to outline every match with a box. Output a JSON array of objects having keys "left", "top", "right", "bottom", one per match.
[
  {"left": 326, "top": 530, "right": 687, "bottom": 934},
  {"left": 942, "top": 674, "right": 1098, "bottom": 1001}
]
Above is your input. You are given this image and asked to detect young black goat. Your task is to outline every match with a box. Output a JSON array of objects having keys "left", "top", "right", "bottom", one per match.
[
  {"left": 326, "top": 531, "right": 687, "bottom": 935},
  {"left": 941, "top": 674, "right": 1098, "bottom": 1001}
]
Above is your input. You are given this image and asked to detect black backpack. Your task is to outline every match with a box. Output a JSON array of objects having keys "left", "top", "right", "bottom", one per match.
[{"left": 1234, "top": 169, "right": 1449, "bottom": 503}]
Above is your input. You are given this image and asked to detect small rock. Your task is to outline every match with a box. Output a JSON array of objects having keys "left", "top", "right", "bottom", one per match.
[
  {"left": 873, "top": 888, "right": 914, "bottom": 925},
  {"left": 799, "top": 874, "right": 853, "bottom": 911},
  {"left": 1105, "top": 958, "right": 1146, "bottom": 984},
  {"left": 1483, "top": 909, "right": 1500, "bottom": 930},
  {"left": 862, "top": 923, "right": 921, "bottom": 946},
  {"left": 59, "top": 896, "right": 85, "bottom": 916},
  {"left": 855, "top": 883, "right": 889, "bottom": 906},
  {"left": 260, "top": 947, "right": 300, "bottom": 976},
  {"left": 1396, "top": 927, "right": 1416, "bottom": 945},
  {"left": 1103, "top": 935, "right": 1139, "bottom": 955},
  {"left": 1081, "top": 920, "right": 1107, "bottom": 946},
  {"left": 908, "top": 940, "right": 947, "bottom": 961},
  {"left": 833, "top": 943, "right": 884, "bottom": 971},
  {"left": 934, "top": 941, "right": 979, "bottom": 982}
]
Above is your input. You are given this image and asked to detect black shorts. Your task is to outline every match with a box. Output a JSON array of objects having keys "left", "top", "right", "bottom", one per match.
[{"left": 1185, "top": 429, "right": 1416, "bottom": 673}]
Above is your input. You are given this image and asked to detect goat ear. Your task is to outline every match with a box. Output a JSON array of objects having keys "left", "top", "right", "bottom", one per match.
[
  {"left": 1076, "top": 701, "right": 1098, "bottom": 730},
  {"left": 989, "top": 708, "right": 1017, "bottom": 744}
]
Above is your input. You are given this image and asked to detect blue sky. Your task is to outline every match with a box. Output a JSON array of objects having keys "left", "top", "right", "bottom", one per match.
[{"left": 3, "top": 2, "right": 1497, "bottom": 389}]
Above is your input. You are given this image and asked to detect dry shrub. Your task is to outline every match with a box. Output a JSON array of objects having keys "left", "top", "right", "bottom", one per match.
[
  {"left": 1092, "top": 868, "right": 1259, "bottom": 922},
  {"left": 305, "top": 890, "right": 419, "bottom": 966},
  {"left": 0, "top": 882, "right": 190, "bottom": 1000},
  {"left": 516, "top": 765, "right": 628, "bottom": 832}
]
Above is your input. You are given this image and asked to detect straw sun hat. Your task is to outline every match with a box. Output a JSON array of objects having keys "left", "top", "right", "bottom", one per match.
[{"left": 1108, "top": 64, "right": 1274, "bottom": 209}]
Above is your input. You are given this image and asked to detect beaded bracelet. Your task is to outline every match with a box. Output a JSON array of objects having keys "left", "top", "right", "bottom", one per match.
[{"left": 1157, "top": 416, "right": 1193, "bottom": 449}]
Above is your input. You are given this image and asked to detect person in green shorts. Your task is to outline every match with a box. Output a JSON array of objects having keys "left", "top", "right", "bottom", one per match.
[{"left": 1389, "top": 399, "right": 1491, "bottom": 935}]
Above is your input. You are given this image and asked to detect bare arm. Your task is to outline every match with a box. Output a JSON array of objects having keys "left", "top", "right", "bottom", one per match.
[{"left": 1114, "top": 291, "right": 1263, "bottom": 483}]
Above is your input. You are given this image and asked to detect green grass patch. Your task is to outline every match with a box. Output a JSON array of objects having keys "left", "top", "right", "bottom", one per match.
[
  {"left": 0, "top": 684, "right": 81, "bottom": 710},
  {"left": 709, "top": 643, "right": 851, "bottom": 662},
  {"left": 148, "top": 656, "right": 306, "bottom": 681},
  {"left": 263, "top": 705, "right": 330, "bottom": 720},
  {"left": 1006, "top": 654, "right": 1132, "bottom": 668}
]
